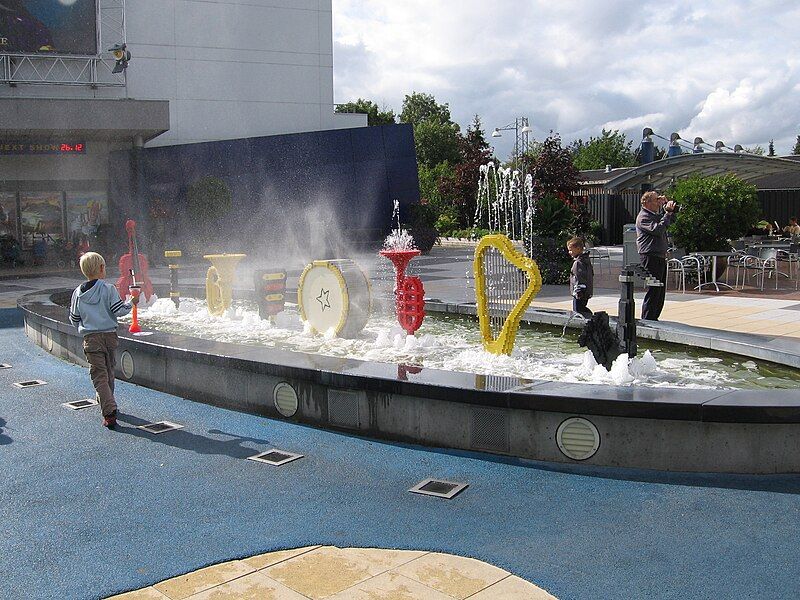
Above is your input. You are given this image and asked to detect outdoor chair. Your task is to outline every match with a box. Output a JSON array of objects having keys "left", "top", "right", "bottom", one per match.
[
  {"left": 588, "top": 246, "right": 612, "bottom": 275},
  {"left": 743, "top": 249, "right": 780, "bottom": 291},
  {"left": 669, "top": 248, "right": 705, "bottom": 291},
  {"left": 666, "top": 258, "right": 685, "bottom": 292},
  {"left": 725, "top": 250, "right": 748, "bottom": 287}
]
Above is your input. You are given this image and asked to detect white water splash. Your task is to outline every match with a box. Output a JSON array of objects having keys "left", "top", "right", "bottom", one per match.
[
  {"left": 383, "top": 198, "right": 417, "bottom": 251},
  {"left": 122, "top": 298, "right": 759, "bottom": 389}
]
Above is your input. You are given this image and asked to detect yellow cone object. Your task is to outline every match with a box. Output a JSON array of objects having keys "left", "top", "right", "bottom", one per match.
[
  {"left": 203, "top": 253, "right": 246, "bottom": 316},
  {"left": 473, "top": 235, "right": 542, "bottom": 355}
]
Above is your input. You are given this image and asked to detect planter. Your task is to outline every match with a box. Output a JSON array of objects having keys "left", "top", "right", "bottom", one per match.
[{"left": 410, "top": 226, "right": 438, "bottom": 254}]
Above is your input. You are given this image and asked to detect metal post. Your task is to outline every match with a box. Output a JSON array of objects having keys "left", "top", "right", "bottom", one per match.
[
  {"left": 617, "top": 267, "right": 637, "bottom": 358},
  {"left": 164, "top": 250, "right": 181, "bottom": 307}
]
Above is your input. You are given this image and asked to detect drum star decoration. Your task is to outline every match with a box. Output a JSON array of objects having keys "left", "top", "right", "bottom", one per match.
[{"left": 297, "top": 259, "right": 372, "bottom": 338}]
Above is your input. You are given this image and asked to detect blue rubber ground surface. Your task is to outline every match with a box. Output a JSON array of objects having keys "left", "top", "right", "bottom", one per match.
[{"left": 2, "top": 309, "right": 800, "bottom": 600}]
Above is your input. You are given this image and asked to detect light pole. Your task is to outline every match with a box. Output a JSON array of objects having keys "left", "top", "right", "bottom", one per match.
[{"left": 491, "top": 117, "right": 532, "bottom": 170}]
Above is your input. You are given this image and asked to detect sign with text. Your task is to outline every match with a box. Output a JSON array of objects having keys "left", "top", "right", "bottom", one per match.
[
  {"left": 0, "top": 141, "right": 86, "bottom": 155},
  {"left": 0, "top": 1, "right": 98, "bottom": 56}
]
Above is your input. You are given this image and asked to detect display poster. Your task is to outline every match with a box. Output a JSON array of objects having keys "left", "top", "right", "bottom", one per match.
[
  {"left": 66, "top": 191, "right": 106, "bottom": 241},
  {"left": 0, "top": 0, "right": 98, "bottom": 55},
  {"left": 0, "top": 192, "right": 17, "bottom": 238},
  {"left": 20, "top": 192, "right": 63, "bottom": 244}
]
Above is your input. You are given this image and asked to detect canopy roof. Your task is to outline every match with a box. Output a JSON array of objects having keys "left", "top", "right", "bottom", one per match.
[{"left": 602, "top": 153, "right": 800, "bottom": 191}]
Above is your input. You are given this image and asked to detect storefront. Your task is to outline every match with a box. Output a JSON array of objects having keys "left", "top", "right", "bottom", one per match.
[{"left": 0, "top": 97, "right": 169, "bottom": 268}]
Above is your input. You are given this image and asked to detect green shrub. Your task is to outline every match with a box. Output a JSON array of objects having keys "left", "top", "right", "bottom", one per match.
[{"left": 669, "top": 175, "right": 761, "bottom": 252}]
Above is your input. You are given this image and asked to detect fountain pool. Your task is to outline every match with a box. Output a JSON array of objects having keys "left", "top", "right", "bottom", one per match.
[{"left": 126, "top": 298, "right": 800, "bottom": 391}]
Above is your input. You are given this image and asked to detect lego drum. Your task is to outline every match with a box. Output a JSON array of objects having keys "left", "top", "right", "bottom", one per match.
[{"left": 297, "top": 259, "right": 372, "bottom": 338}]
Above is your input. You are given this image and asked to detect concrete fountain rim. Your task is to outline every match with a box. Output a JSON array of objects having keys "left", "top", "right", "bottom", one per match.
[{"left": 17, "top": 288, "right": 800, "bottom": 425}]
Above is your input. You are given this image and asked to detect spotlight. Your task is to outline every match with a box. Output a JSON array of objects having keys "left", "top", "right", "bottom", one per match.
[{"left": 108, "top": 43, "right": 131, "bottom": 74}]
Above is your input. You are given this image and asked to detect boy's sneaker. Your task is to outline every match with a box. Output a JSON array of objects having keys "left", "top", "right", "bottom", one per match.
[{"left": 102, "top": 410, "right": 117, "bottom": 429}]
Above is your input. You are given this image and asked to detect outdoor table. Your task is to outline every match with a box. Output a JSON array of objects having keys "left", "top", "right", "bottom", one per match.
[{"left": 693, "top": 251, "right": 733, "bottom": 292}]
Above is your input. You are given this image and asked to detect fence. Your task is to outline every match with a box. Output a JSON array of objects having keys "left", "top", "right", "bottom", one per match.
[{"left": 583, "top": 187, "right": 800, "bottom": 245}]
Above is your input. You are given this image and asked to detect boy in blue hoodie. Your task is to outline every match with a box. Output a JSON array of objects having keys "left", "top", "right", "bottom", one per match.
[{"left": 69, "top": 252, "right": 136, "bottom": 429}]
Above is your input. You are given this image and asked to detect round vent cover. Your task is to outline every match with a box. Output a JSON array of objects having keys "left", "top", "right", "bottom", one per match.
[
  {"left": 273, "top": 382, "right": 298, "bottom": 417},
  {"left": 556, "top": 417, "right": 600, "bottom": 461},
  {"left": 120, "top": 351, "right": 135, "bottom": 380}
]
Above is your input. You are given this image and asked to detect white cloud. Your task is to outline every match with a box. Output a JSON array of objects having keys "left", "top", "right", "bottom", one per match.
[{"left": 332, "top": 0, "right": 800, "bottom": 157}]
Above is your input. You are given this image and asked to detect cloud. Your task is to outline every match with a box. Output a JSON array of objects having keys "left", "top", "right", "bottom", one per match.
[{"left": 332, "top": 0, "right": 800, "bottom": 157}]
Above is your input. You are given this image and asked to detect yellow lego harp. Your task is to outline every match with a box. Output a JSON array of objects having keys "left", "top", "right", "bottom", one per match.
[{"left": 473, "top": 234, "right": 542, "bottom": 355}]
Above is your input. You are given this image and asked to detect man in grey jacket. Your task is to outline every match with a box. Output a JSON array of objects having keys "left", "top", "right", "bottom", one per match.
[{"left": 636, "top": 191, "right": 677, "bottom": 321}]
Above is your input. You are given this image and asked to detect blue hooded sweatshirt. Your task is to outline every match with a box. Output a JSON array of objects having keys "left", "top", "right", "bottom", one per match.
[{"left": 69, "top": 280, "right": 132, "bottom": 336}]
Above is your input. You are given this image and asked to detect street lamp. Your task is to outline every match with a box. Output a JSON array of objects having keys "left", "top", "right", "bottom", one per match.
[{"left": 491, "top": 117, "right": 532, "bottom": 170}]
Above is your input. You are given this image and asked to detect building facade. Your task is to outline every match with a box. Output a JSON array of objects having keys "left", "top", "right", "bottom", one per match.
[{"left": 1, "top": 0, "right": 384, "bottom": 267}]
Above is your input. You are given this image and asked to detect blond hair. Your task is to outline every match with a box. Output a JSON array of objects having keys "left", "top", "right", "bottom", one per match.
[
  {"left": 640, "top": 191, "right": 658, "bottom": 205},
  {"left": 567, "top": 236, "right": 585, "bottom": 250},
  {"left": 79, "top": 252, "right": 106, "bottom": 279}
]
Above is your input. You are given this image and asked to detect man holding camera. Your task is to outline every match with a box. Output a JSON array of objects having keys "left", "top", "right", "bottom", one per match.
[{"left": 636, "top": 191, "right": 677, "bottom": 321}]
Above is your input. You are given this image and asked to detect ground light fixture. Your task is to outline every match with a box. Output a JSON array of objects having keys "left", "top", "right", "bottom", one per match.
[{"left": 108, "top": 43, "right": 131, "bottom": 74}]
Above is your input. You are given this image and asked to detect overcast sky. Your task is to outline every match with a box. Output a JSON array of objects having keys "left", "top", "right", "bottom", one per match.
[{"left": 332, "top": 0, "right": 800, "bottom": 160}]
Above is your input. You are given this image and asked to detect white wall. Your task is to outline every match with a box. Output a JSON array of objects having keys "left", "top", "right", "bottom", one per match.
[
  {"left": 0, "top": 0, "right": 365, "bottom": 146},
  {"left": 126, "top": 0, "right": 365, "bottom": 146}
]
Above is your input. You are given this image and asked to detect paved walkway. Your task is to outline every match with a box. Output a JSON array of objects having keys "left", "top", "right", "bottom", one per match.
[{"left": 111, "top": 546, "right": 554, "bottom": 599}]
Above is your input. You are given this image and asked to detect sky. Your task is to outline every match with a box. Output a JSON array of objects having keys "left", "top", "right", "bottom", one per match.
[{"left": 332, "top": 0, "right": 800, "bottom": 161}]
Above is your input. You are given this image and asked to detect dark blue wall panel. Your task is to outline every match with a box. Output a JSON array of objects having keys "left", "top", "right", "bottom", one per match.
[{"left": 109, "top": 124, "right": 419, "bottom": 263}]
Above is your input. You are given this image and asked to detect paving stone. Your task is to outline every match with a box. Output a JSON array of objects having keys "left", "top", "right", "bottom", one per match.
[
  {"left": 327, "top": 571, "right": 454, "bottom": 600},
  {"left": 264, "top": 546, "right": 375, "bottom": 599},
  {"left": 184, "top": 571, "right": 308, "bottom": 600},
  {"left": 338, "top": 548, "right": 428, "bottom": 575},
  {"left": 392, "top": 552, "right": 508, "bottom": 599},
  {"left": 468, "top": 575, "right": 558, "bottom": 599},
  {"left": 243, "top": 545, "right": 321, "bottom": 570},
  {"left": 154, "top": 560, "right": 255, "bottom": 600}
]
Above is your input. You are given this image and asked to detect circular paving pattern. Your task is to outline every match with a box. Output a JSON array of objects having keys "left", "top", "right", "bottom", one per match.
[{"left": 108, "top": 546, "right": 557, "bottom": 599}]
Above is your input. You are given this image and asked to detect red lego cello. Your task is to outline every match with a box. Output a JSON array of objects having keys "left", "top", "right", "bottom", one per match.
[{"left": 116, "top": 219, "right": 153, "bottom": 302}]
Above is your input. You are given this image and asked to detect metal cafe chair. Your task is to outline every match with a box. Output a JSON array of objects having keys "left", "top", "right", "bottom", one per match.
[{"left": 588, "top": 246, "right": 612, "bottom": 275}]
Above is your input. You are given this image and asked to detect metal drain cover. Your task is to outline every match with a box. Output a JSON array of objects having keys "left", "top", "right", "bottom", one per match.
[
  {"left": 409, "top": 478, "right": 468, "bottom": 499},
  {"left": 247, "top": 449, "right": 303, "bottom": 466},
  {"left": 0, "top": 364, "right": 12, "bottom": 369},
  {"left": 63, "top": 398, "right": 99, "bottom": 410},
  {"left": 12, "top": 380, "right": 48, "bottom": 388},
  {"left": 137, "top": 421, "right": 184, "bottom": 434}
]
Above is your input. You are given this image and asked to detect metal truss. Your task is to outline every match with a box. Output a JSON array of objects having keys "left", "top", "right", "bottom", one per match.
[{"left": 1, "top": 0, "right": 126, "bottom": 87}]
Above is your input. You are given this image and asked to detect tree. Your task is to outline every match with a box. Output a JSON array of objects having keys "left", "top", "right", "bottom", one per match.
[
  {"left": 570, "top": 129, "right": 637, "bottom": 170},
  {"left": 743, "top": 145, "right": 765, "bottom": 155},
  {"left": 335, "top": 99, "right": 396, "bottom": 127},
  {"left": 669, "top": 175, "right": 761, "bottom": 253},
  {"left": 793, "top": 136, "right": 800, "bottom": 155},
  {"left": 523, "top": 133, "right": 579, "bottom": 198},
  {"left": 436, "top": 115, "right": 494, "bottom": 228},
  {"left": 768, "top": 139, "right": 775, "bottom": 157},
  {"left": 400, "top": 92, "right": 454, "bottom": 127},
  {"left": 413, "top": 119, "right": 461, "bottom": 168}
]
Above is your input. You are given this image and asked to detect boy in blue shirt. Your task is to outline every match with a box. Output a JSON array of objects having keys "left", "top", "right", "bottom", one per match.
[{"left": 69, "top": 252, "right": 137, "bottom": 429}]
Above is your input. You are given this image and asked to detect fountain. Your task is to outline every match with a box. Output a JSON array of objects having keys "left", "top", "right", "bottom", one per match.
[
  {"left": 204, "top": 253, "right": 246, "bottom": 316},
  {"left": 17, "top": 201, "right": 800, "bottom": 474},
  {"left": 379, "top": 199, "right": 426, "bottom": 335},
  {"left": 475, "top": 163, "right": 536, "bottom": 251}
]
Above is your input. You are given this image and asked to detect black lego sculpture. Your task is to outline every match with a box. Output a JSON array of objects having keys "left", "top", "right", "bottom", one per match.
[
  {"left": 578, "top": 263, "right": 664, "bottom": 369},
  {"left": 577, "top": 311, "right": 620, "bottom": 370}
]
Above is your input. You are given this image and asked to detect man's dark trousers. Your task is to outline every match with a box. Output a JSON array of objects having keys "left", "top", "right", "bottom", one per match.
[{"left": 640, "top": 254, "right": 667, "bottom": 320}]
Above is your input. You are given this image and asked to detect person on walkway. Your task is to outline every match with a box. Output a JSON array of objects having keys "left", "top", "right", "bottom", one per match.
[
  {"left": 783, "top": 217, "right": 800, "bottom": 237},
  {"left": 69, "top": 252, "right": 136, "bottom": 429},
  {"left": 567, "top": 236, "right": 593, "bottom": 318},
  {"left": 636, "top": 191, "right": 677, "bottom": 321}
]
